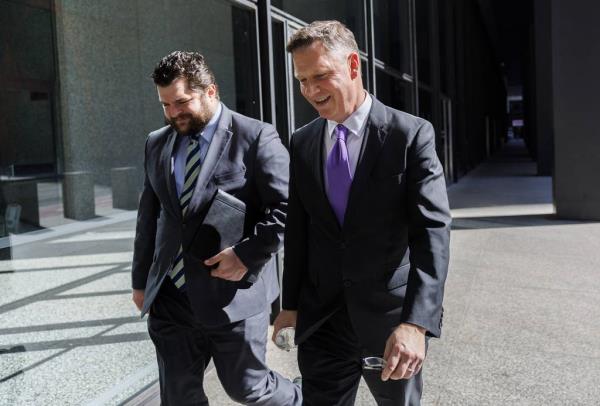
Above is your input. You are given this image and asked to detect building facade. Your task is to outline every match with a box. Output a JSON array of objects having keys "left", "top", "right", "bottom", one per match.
[
  {"left": 1, "top": 0, "right": 510, "bottom": 234},
  {"left": 3, "top": 0, "right": 598, "bottom": 236}
]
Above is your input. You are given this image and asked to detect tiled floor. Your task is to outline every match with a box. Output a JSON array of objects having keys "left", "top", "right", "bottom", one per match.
[{"left": 0, "top": 220, "right": 156, "bottom": 406}]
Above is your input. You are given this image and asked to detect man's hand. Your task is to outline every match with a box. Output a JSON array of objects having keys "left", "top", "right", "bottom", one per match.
[
  {"left": 205, "top": 247, "right": 248, "bottom": 281},
  {"left": 381, "top": 323, "right": 426, "bottom": 381},
  {"left": 132, "top": 289, "right": 145, "bottom": 311},
  {"left": 271, "top": 310, "right": 297, "bottom": 343}
]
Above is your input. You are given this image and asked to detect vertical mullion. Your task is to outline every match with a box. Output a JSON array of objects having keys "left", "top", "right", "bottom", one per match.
[
  {"left": 257, "top": 0, "right": 276, "bottom": 126},
  {"left": 365, "top": 0, "right": 376, "bottom": 94},
  {"left": 409, "top": 0, "right": 419, "bottom": 115}
]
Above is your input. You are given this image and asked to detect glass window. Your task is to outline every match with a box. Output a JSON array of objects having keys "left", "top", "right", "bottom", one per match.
[
  {"left": 272, "top": 20, "right": 292, "bottom": 146},
  {"left": 418, "top": 87, "right": 433, "bottom": 123},
  {"left": 416, "top": 0, "right": 432, "bottom": 85},
  {"left": 376, "top": 69, "right": 413, "bottom": 113},
  {"left": 418, "top": 86, "right": 446, "bottom": 167},
  {"left": 0, "top": 0, "right": 57, "bottom": 177},
  {"left": 438, "top": 0, "right": 450, "bottom": 94},
  {"left": 271, "top": 0, "right": 366, "bottom": 51},
  {"left": 374, "top": 0, "right": 411, "bottom": 74},
  {"left": 230, "top": 7, "right": 262, "bottom": 119}
]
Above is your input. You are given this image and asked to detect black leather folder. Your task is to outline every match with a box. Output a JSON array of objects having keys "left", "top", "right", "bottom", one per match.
[{"left": 188, "top": 189, "right": 246, "bottom": 265}]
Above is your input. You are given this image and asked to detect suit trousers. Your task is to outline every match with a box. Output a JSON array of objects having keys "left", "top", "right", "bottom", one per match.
[
  {"left": 298, "top": 306, "right": 424, "bottom": 406},
  {"left": 148, "top": 277, "right": 301, "bottom": 406}
]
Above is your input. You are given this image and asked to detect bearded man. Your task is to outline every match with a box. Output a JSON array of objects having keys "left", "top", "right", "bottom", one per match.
[{"left": 131, "top": 51, "right": 301, "bottom": 406}]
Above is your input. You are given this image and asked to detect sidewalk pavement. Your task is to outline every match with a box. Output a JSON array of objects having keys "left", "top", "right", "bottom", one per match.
[{"left": 1, "top": 139, "right": 598, "bottom": 405}]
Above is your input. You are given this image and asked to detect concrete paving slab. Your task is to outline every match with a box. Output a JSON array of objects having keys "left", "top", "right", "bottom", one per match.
[
  {"left": 0, "top": 265, "right": 115, "bottom": 307},
  {"left": 425, "top": 343, "right": 600, "bottom": 406},
  {"left": 1, "top": 341, "right": 157, "bottom": 406},
  {"left": 0, "top": 325, "right": 109, "bottom": 348},
  {"left": 0, "top": 293, "right": 137, "bottom": 330},
  {"left": 59, "top": 272, "right": 131, "bottom": 295}
]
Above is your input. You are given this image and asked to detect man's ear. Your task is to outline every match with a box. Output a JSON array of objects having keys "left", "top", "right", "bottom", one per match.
[
  {"left": 206, "top": 84, "right": 218, "bottom": 98},
  {"left": 348, "top": 52, "right": 360, "bottom": 80}
]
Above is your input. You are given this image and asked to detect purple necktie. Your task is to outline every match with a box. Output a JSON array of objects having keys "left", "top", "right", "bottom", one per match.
[{"left": 326, "top": 124, "right": 352, "bottom": 225}]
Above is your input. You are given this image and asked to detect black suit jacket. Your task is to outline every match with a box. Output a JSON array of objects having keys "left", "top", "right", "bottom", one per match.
[
  {"left": 282, "top": 96, "right": 451, "bottom": 353},
  {"left": 132, "top": 104, "right": 289, "bottom": 326}
]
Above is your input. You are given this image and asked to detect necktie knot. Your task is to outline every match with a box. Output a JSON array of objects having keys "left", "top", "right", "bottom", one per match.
[{"left": 335, "top": 124, "right": 348, "bottom": 143}]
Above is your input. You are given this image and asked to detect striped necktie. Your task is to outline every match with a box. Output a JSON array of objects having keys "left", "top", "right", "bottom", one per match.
[{"left": 168, "top": 134, "right": 202, "bottom": 290}]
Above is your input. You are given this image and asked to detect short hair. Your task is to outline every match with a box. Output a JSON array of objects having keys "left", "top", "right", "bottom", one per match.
[
  {"left": 286, "top": 20, "right": 359, "bottom": 56},
  {"left": 151, "top": 51, "right": 217, "bottom": 93}
]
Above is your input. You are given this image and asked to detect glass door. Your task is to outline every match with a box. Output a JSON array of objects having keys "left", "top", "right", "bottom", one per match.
[{"left": 271, "top": 14, "right": 318, "bottom": 147}]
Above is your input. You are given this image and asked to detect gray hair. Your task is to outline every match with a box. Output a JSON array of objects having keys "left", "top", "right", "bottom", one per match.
[{"left": 286, "top": 20, "right": 359, "bottom": 57}]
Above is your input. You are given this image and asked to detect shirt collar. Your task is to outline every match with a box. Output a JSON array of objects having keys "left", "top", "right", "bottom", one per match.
[
  {"left": 326, "top": 92, "right": 372, "bottom": 138},
  {"left": 196, "top": 102, "right": 222, "bottom": 144}
]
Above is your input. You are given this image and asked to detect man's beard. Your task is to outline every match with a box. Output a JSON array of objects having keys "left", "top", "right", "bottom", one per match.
[{"left": 166, "top": 112, "right": 210, "bottom": 136}]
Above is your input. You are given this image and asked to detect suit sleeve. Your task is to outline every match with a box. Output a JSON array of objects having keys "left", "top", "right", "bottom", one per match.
[
  {"left": 281, "top": 135, "right": 308, "bottom": 310},
  {"left": 131, "top": 137, "right": 160, "bottom": 290},
  {"left": 233, "top": 125, "right": 289, "bottom": 283},
  {"left": 401, "top": 121, "right": 451, "bottom": 338}
]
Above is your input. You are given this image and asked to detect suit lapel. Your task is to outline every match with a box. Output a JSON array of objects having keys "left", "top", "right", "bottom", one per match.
[
  {"left": 343, "top": 97, "right": 388, "bottom": 232},
  {"left": 162, "top": 129, "right": 181, "bottom": 219},
  {"left": 307, "top": 119, "right": 342, "bottom": 232},
  {"left": 185, "top": 105, "right": 234, "bottom": 217}
]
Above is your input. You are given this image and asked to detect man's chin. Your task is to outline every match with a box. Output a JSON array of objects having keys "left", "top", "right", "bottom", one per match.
[
  {"left": 172, "top": 124, "right": 190, "bottom": 134},
  {"left": 314, "top": 106, "right": 336, "bottom": 121},
  {"left": 317, "top": 111, "right": 336, "bottom": 121}
]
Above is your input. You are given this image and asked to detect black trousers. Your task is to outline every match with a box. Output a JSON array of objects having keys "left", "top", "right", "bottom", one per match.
[
  {"left": 298, "top": 306, "right": 424, "bottom": 406},
  {"left": 147, "top": 278, "right": 301, "bottom": 406}
]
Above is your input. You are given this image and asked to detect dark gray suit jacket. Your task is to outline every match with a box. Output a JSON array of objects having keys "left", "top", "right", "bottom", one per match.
[
  {"left": 282, "top": 96, "right": 451, "bottom": 353},
  {"left": 132, "top": 104, "right": 288, "bottom": 326}
]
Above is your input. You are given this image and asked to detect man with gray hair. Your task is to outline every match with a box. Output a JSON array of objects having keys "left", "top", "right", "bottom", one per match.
[
  {"left": 132, "top": 51, "right": 301, "bottom": 405},
  {"left": 273, "top": 20, "right": 451, "bottom": 405}
]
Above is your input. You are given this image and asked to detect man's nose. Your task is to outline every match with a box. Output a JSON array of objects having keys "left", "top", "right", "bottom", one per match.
[{"left": 304, "top": 82, "right": 318, "bottom": 99}]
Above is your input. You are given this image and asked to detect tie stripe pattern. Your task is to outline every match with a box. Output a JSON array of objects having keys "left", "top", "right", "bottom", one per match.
[{"left": 168, "top": 135, "right": 201, "bottom": 290}]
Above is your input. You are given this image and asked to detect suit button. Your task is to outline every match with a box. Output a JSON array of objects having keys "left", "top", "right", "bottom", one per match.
[{"left": 343, "top": 280, "right": 353, "bottom": 288}]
